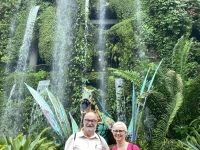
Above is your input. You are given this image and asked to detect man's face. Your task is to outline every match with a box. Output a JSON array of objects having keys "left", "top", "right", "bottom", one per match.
[{"left": 83, "top": 112, "right": 98, "bottom": 133}]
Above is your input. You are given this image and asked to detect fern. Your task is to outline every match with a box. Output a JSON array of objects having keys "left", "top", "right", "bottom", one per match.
[
  {"left": 171, "top": 36, "right": 193, "bottom": 79},
  {"left": 108, "top": 68, "right": 141, "bottom": 86},
  {"left": 151, "top": 71, "right": 183, "bottom": 149}
]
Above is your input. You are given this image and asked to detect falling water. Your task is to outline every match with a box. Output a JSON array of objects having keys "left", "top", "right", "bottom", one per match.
[
  {"left": 82, "top": 0, "right": 89, "bottom": 86},
  {"left": 51, "top": 0, "right": 77, "bottom": 102},
  {"left": 134, "top": 0, "right": 145, "bottom": 59},
  {"left": 0, "top": 5, "right": 40, "bottom": 137},
  {"left": 7, "top": 84, "right": 16, "bottom": 101},
  {"left": 12, "top": 5, "right": 40, "bottom": 104},
  {"left": 97, "top": 1, "right": 106, "bottom": 106},
  {"left": 85, "top": 0, "right": 89, "bottom": 25},
  {"left": 16, "top": 6, "right": 40, "bottom": 72}
]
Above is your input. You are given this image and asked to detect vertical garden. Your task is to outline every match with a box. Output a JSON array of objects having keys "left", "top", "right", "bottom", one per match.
[{"left": 0, "top": 0, "right": 200, "bottom": 149}]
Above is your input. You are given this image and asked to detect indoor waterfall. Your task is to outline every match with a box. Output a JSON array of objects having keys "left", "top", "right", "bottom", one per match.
[
  {"left": 0, "top": 5, "right": 40, "bottom": 137},
  {"left": 134, "top": 0, "right": 145, "bottom": 59},
  {"left": 50, "top": 0, "right": 77, "bottom": 103},
  {"left": 83, "top": 0, "right": 89, "bottom": 82},
  {"left": 0, "top": 0, "right": 198, "bottom": 149},
  {"left": 97, "top": 1, "right": 107, "bottom": 107}
]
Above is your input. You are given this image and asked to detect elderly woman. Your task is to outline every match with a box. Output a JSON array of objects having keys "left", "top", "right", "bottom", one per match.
[{"left": 110, "top": 121, "right": 140, "bottom": 150}]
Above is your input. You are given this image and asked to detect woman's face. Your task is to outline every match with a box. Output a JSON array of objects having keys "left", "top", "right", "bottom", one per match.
[{"left": 112, "top": 125, "right": 126, "bottom": 142}]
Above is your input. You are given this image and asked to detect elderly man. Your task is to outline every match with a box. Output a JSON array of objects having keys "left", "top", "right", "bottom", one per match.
[{"left": 64, "top": 111, "right": 110, "bottom": 150}]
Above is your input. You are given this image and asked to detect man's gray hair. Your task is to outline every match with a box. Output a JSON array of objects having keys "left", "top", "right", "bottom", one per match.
[{"left": 112, "top": 121, "right": 127, "bottom": 132}]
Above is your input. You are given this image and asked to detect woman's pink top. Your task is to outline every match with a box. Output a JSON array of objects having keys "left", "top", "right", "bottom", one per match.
[{"left": 110, "top": 143, "right": 140, "bottom": 150}]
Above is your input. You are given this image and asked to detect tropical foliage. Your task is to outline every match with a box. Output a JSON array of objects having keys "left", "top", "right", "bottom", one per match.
[
  {"left": 0, "top": 0, "right": 200, "bottom": 149},
  {"left": 179, "top": 117, "right": 200, "bottom": 150},
  {"left": 0, "top": 128, "right": 59, "bottom": 150}
]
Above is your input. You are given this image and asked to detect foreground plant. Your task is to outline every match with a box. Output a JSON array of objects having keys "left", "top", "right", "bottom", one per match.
[
  {"left": 179, "top": 117, "right": 200, "bottom": 150},
  {"left": 0, "top": 127, "right": 59, "bottom": 150}
]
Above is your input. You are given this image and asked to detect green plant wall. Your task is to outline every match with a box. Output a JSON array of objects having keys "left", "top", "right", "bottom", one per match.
[
  {"left": 141, "top": 0, "right": 193, "bottom": 63},
  {"left": 106, "top": 18, "right": 138, "bottom": 70},
  {"left": 109, "top": 0, "right": 134, "bottom": 21},
  {"left": 38, "top": 5, "right": 56, "bottom": 65},
  {"left": 0, "top": 0, "right": 200, "bottom": 149}
]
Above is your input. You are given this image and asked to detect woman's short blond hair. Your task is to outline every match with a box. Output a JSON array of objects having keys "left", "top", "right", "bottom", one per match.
[{"left": 112, "top": 121, "right": 127, "bottom": 132}]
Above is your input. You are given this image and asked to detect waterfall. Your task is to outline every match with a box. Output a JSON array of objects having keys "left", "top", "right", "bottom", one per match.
[
  {"left": 97, "top": 1, "right": 106, "bottom": 106},
  {"left": 51, "top": 0, "right": 77, "bottom": 102},
  {"left": 82, "top": 0, "right": 89, "bottom": 86},
  {"left": 85, "top": 0, "right": 89, "bottom": 24},
  {"left": 17, "top": 6, "right": 40, "bottom": 72},
  {"left": 0, "top": 5, "right": 40, "bottom": 137},
  {"left": 134, "top": 0, "right": 145, "bottom": 59},
  {"left": 11, "top": 5, "right": 40, "bottom": 105}
]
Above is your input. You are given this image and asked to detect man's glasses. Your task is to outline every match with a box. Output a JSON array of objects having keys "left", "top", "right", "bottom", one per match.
[
  {"left": 113, "top": 130, "right": 125, "bottom": 133},
  {"left": 84, "top": 119, "right": 97, "bottom": 123}
]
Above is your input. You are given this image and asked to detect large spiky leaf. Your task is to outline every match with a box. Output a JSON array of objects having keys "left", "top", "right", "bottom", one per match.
[
  {"left": 126, "top": 61, "right": 162, "bottom": 142},
  {"left": 147, "top": 59, "right": 163, "bottom": 91},
  {"left": 97, "top": 99, "right": 112, "bottom": 118},
  {"left": 46, "top": 88, "right": 72, "bottom": 138},
  {"left": 134, "top": 61, "right": 162, "bottom": 142},
  {"left": 24, "top": 83, "right": 63, "bottom": 136},
  {"left": 128, "top": 70, "right": 150, "bottom": 141},
  {"left": 128, "top": 83, "right": 136, "bottom": 141},
  {"left": 69, "top": 112, "right": 79, "bottom": 134},
  {"left": 140, "top": 68, "right": 150, "bottom": 95}
]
